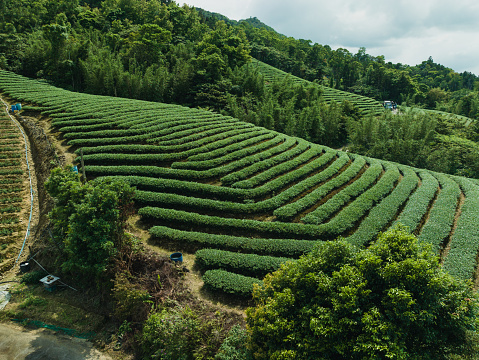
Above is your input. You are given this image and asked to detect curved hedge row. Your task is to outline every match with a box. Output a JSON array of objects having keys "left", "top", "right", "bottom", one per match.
[
  {"left": 187, "top": 134, "right": 285, "bottom": 162},
  {"left": 391, "top": 170, "right": 439, "bottom": 232},
  {"left": 85, "top": 143, "right": 325, "bottom": 182},
  {"left": 418, "top": 173, "right": 461, "bottom": 250},
  {"left": 346, "top": 166, "right": 419, "bottom": 246},
  {"left": 220, "top": 138, "right": 303, "bottom": 186},
  {"left": 231, "top": 145, "right": 324, "bottom": 189},
  {"left": 139, "top": 206, "right": 329, "bottom": 239},
  {"left": 302, "top": 159, "right": 383, "bottom": 224},
  {"left": 443, "top": 177, "right": 479, "bottom": 279},
  {"left": 170, "top": 134, "right": 281, "bottom": 170},
  {"left": 78, "top": 131, "right": 277, "bottom": 166},
  {"left": 100, "top": 175, "right": 246, "bottom": 201},
  {"left": 149, "top": 226, "right": 315, "bottom": 257},
  {"left": 195, "top": 248, "right": 292, "bottom": 278},
  {"left": 202, "top": 269, "right": 262, "bottom": 297},
  {"left": 78, "top": 127, "right": 263, "bottom": 156},
  {"left": 274, "top": 153, "right": 361, "bottom": 221}
]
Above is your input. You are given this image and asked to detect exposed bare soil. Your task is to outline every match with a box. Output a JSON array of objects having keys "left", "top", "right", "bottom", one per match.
[{"left": 0, "top": 322, "right": 113, "bottom": 360}]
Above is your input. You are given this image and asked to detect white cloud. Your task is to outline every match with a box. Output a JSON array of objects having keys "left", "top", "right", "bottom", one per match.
[{"left": 182, "top": 0, "right": 479, "bottom": 74}]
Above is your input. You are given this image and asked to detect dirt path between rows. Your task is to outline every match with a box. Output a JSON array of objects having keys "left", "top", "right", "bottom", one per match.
[{"left": 0, "top": 322, "right": 112, "bottom": 360}]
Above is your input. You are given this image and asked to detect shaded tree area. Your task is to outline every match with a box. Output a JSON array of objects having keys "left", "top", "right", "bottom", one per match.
[
  {"left": 226, "top": 69, "right": 355, "bottom": 148},
  {"left": 0, "top": 0, "right": 251, "bottom": 107},
  {"left": 234, "top": 20, "right": 479, "bottom": 119},
  {"left": 44, "top": 167, "right": 136, "bottom": 288},
  {"left": 246, "top": 226, "right": 479, "bottom": 360},
  {"left": 0, "top": 0, "right": 360, "bottom": 150},
  {"left": 346, "top": 109, "right": 479, "bottom": 178}
]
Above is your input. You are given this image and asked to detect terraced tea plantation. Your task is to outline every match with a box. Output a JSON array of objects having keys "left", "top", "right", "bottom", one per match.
[
  {"left": 0, "top": 101, "right": 30, "bottom": 273},
  {"left": 1, "top": 70, "right": 479, "bottom": 297},
  {"left": 251, "top": 59, "right": 386, "bottom": 117}
]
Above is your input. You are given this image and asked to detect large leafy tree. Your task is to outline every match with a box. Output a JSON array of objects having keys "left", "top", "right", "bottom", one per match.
[
  {"left": 45, "top": 168, "right": 135, "bottom": 286},
  {"left": 246, "top": 226, "right": 479, "bottom": 360}
]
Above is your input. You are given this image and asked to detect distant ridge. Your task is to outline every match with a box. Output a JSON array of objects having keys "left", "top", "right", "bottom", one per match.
[{"left": 195, "top": 8, "right": 282, "bottom": 35}]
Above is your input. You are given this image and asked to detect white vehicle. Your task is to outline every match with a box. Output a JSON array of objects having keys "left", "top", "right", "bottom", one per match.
[{"left": 383, "top": 101, "right": 397, "bottom": 110}]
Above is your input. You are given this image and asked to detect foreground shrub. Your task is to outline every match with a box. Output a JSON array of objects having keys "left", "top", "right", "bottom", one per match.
[
  {"left": 140, "top": 304, "right": 233, "bottom": 360},
  {"left": 215, "top": 325, "right": 253, "bottom": 360},
  {"left": 246, "top": 225, "right": 479, "bottom": 360},
  {"left": 140, "top": 306, "right": 201, "bottom": 360}
]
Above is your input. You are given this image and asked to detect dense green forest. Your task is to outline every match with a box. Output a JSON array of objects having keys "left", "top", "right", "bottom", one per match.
[{"left": 1, "top": 0, "right": 479, "bottom": 177}]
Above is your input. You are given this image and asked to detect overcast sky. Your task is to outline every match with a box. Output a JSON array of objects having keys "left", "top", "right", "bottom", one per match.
[{"left": 182, "top": 0, "right": 479, "bottom": 76}]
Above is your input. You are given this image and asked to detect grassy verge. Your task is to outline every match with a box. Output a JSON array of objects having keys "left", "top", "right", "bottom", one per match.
[{"left": 1, "top": 272, "right": 108, "bottom": 339}]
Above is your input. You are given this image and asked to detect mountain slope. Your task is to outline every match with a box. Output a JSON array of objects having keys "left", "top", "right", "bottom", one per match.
[
  {"left": 252, "top": 59, "right": 385, "bottom": 117},
  {"left": 1, "top": 70, "right": 478, "bottom": 296}
]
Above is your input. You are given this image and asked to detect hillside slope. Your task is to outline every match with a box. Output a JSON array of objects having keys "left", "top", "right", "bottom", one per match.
[
  {"left": 1, "top": 70, "right": 479, "bottom": 296},
  {"left": 252, "top": 59, "right": 385, "bottom": 117},
  {"left": 253, "top": 59, "right": 477, "bottom": 126}
]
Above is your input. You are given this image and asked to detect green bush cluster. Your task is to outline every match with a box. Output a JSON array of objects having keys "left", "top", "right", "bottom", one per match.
[
  {"left": 140, "top": 303, "right": 235, "bottom": 360},
  {"left": 302, "top": 159, "right": 384, "bottom": 224},
  {"left": 21, "top": 270, "right": 48, "bottom": 284},
  {"left": 215, "top": 325, "right": 253, "bottom": 360},
  {"left": 202, "top": 269, "right": 262, "bottom": 297},
  {"left": 418, "top": 173, "right": 461, "bottom": 249},
  {"left": 220, "top": 137, "right": 301, "bottom": 185},
  {"left": 346, "top": 166, "right": 419, "bottom": 246},
  {"left": 231, "top": 144, "right": 325, "bottom": 189},
  {"left": 246, "top": 226, "right": 479, "bottom": 359},
  {"left": 140, "top": 306, "right": 207, "bottom": 359},
  {"left": 443, "top": 177, "right": 479, "bottom": 279},
  {"left": 274, "top": 152, "right": 356, "bottom": 221},
  {"left": 195, "top": 248, "right": 292, "bottom": 278},
  {"left": 391, "top": 170, "right": 439, "bottom": 232},
  {"left": 171, "top": 134, "right": 281, "bottom": 170},
  {"left": 150, "top": 226, "right": 315, "bottom": 258}
]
